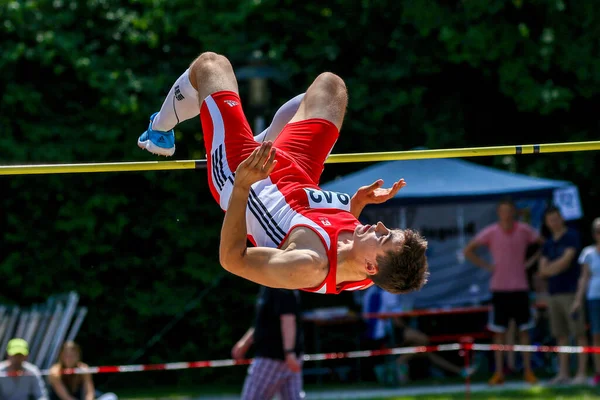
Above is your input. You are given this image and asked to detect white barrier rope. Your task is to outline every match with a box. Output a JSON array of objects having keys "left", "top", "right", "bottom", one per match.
[{"left": 1, "top": 342, "right": 598, "bottom": 377}]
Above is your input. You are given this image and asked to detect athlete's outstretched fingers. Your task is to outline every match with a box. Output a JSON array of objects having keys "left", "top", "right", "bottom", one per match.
[
  {"left": 254, "top": 141, "right": 272, "bottom": 168},
  {"left": 389, "top": 179, "right": 406, "bottom": 197},
  {"left": 263, "top": 147, "right": 277, "bottom": 174},
  {"left": 243, "top": 146, "right": 260, "bottom": 168},
  {"left": 253, "top": 142, "right": 269, "bottom": 169},
  {"left": 248, "top": 145, "right": 262, "bottom": 169},
  {"left": 366, "top": 179, "right": 384, "bottom": 193},
  {"left": 246, "top": 143, "right": 263, "bottom": 169}
]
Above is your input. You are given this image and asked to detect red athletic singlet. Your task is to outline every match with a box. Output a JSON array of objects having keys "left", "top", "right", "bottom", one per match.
[{"left": 201, "top": 91, "right": 373, "bottom": 294}]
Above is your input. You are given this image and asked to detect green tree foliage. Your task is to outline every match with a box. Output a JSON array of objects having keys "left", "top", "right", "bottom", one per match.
[{"left": 1, "top": 0, "right": 599, "bottom": 388}]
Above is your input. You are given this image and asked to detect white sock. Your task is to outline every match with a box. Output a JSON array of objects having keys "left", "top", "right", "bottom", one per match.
[
  {"left": 152, "top": 68, "right": 305, "bottom": 142},
  {"left": 151, "top": 69, "right": 199, "bottom": 132},
  {"left": 255, "top": 93, "right": 305, "bottom": 142}
]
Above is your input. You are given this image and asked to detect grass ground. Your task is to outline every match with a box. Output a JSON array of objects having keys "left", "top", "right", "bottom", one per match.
[
  {"left": 375, "top": 387, "right": 600, "bottom": 400},
  {"left": 116, "top": 382, "right": 600, "bottom": 400},
  {"left": 111, "top": 364, "right": 599, "bottom": 400}
]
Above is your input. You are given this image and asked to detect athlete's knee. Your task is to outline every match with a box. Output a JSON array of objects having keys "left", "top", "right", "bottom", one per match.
[
  {"left": 191, "top": 51, "right": 231, "bottom": 70},
  {"left": 314, "top": 72, "right": 347, "bottom": 102},
  {"left": 189, "top": 52, "right": 233, "bottom": 90},
  {"left": 301, "top": 72, "right": 348, "bottom": 130},
  {"left": 190, "top": 52, "right": 230, "bottom": 77}
]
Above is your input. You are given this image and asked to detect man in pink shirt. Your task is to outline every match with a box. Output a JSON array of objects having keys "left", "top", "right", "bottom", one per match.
[{"left": 464, "top": 198, "right": 542, "bottom": 386}]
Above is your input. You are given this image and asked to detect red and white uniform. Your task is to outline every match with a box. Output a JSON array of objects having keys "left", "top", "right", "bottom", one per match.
[{"left": 200, "top": 91, "right": 372, "bottom": 294}]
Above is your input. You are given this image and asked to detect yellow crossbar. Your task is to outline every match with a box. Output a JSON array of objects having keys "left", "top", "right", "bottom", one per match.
[{"left": 0, "top": 141, "right": 598, "bottom": 176}]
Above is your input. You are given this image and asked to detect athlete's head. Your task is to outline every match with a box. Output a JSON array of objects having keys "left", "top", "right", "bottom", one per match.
[{"left": 353, "top": 222, "right": 429, "bottom": 294}]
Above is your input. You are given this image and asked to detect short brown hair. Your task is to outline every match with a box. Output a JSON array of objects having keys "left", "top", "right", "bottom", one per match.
[
  {"left": 497, "top": 197, "right": 516, "bottom": 209},
  {"left": 544, "top": 205, "right": 562, "bottom": 218},
  {"left": 373, "top": 229, "right": 429, "bottom": 294}
]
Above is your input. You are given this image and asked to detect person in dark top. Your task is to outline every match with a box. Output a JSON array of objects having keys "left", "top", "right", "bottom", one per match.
[
  {"left": 232, "top": 287, "right": 304, "bottom": 400},
  {"left": 48, "top": 342, "right": 117, "bottom": 400},
  {"left": 539, "top": 206, "right": 588, "bottom": 385}
]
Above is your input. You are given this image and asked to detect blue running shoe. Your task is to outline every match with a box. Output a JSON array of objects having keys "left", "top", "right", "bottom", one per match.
[{"left": 137, "top": 112, "right": 175, "bottom": 156}]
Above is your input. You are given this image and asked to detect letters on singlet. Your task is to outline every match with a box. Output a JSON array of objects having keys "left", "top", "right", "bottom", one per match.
[{"left": 304, "top": 188, "right": 351, "bottom": 212}]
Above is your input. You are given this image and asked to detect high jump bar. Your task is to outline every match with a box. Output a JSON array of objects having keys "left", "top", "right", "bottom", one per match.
[{"left": 0, "top": 140, "right": 598, "bottom": 176}]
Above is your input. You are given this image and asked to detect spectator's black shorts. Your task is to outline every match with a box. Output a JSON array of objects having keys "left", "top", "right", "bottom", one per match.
[{"left": 487, "top": 291, "right": 535, "bottom": 333}]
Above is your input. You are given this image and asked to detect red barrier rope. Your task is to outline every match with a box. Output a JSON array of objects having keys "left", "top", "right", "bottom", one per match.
[
  {"left": 1, "top": 342, "right": 598, "bottom": 377},
  {"left": 0, "top": 344, "right": 461, "bottom": 377},
  {"left": 361, "top": 302, "right": 547, "bottom": 320},
  {"left": 471, "top": 343, "right": 600, "bottom": 354}
]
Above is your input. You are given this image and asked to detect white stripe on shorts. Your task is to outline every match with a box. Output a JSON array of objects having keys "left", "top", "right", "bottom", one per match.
[
  {"left": 205, "top": 94, "right": 234, "bottom": 210},
  {"left": 204, "top": 94, "right": 331, "bottom": 251}
]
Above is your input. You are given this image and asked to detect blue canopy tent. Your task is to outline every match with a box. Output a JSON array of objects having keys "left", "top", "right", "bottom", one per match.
[
  {"left": 321, "top": 158, "right": 582, "bottom": 308},
  {"left": 322, "top": 158, "right": 579, "bottom": 206}
]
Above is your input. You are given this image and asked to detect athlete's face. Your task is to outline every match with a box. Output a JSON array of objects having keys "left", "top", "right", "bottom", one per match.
[{"left": 353, "top": 222, "right": 403, "bottom": 273}]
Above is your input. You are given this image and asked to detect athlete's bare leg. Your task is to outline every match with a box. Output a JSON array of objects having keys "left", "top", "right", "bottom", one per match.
[
  {"left": 139, "top": 49, "right": 305, "bottom": 157},
  {"left": 288, "top": 72, "right": 348, "bottom": 131},
  {"left": 189, "top": 52, "right": 240, "bottom": 101}
]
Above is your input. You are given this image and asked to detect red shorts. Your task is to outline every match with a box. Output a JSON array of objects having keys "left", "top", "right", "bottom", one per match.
[
  {"left": 200, "top": 91, "right": 367, "bottom": 294},
  {"left": 200, "top": 91, "right": 339, "bottom": 210}
]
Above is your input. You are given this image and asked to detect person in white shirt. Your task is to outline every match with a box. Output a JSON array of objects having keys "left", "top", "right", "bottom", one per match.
[{"left": 573, "top": 217, "right": 600, "bottom": 386}]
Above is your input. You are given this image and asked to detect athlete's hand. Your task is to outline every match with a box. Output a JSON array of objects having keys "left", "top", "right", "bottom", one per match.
[
  {"left": 350, "top": 179, "right": 406, "bottom": 216},
  {"left": 234, "top": 141, "right": 277, "bottom": 190},
  {"left": 355, "top": 179, "right": 406, "bottom": 205},
  {"left": 285, "top": 353, "right": 302, "bottom": 373}
]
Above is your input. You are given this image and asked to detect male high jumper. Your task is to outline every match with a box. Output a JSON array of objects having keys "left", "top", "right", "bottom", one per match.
[{"left": 138, "top": 52, "right": 428, "bottom": 294}]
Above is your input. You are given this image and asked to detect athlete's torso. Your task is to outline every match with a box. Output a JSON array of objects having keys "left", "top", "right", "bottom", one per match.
[{"left": 246, "top": 149, "right": 373, "bottom": 294}]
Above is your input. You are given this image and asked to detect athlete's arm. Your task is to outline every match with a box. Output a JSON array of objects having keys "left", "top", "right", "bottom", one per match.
[
  {"left": 350, "top": 179, "right": 405, "bottom": 218},
  {"left": 219, "top": 142, "right": 325, "bottom": 289},
  {"left": 224, "top": 244, "right": 324, "bottom": 289}
]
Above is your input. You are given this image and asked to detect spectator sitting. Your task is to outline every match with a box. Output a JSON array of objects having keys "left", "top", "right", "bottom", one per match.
[
  {"left": 0, "top": 338, "right": 48, "bottom": 400},
  {"left": 362, "top": 286, "right": 476, "bottom": 385},
  {"left": 538, "top": 206, "right": 587, "bottom": 385},
  {"left": 362, "top": 284, "right": 400, "bottom": 350},
  {"left": 361, "top": 284, "right": 403, "bottom": 383},
  {"left": 48, "top": 342, "right": 117, "bottom": 400},
  {"left": 572, "top": 217, "right": 600, "bottom": 387}
]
